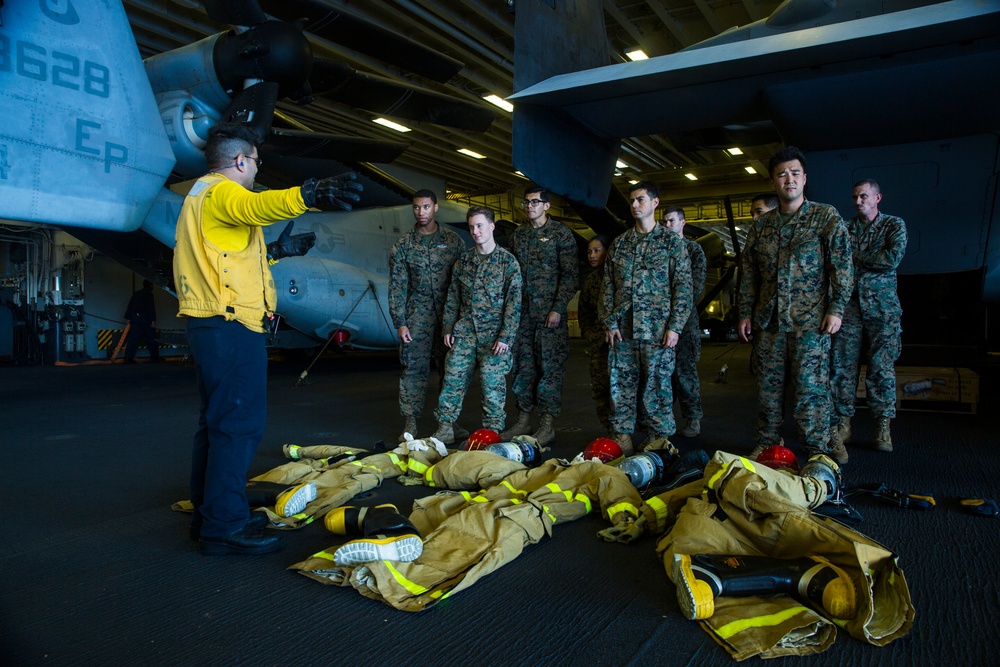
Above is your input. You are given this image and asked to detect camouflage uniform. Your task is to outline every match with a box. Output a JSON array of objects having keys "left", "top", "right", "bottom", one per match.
[
  {"left": 578, "top": 269, "right": 611, "bottom": 430},
  {"left": 830, "top": 213, "right": 907, "bottom": 421},
  {"left": 673, "top": 238, "right": 707, "bottom": 421},
  {"left": 509, "top": 219, "right": 579, "bottom": 417},
  {"left": 389, "top": 225, "right": 465, "bottom": 418},
  {"left": 434, "top": 247, "right": 522, "bottom": 431},
  {"left": 600, "top": 225, "right": 693, "bottom": 437},
  {"left": 738, "top": 200, "right": 853, "bottom": 452}
]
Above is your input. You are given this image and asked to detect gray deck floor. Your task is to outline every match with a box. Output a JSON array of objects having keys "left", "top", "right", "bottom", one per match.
[{"left": 2, "top": 340, "right": 998, "bottom": 666}]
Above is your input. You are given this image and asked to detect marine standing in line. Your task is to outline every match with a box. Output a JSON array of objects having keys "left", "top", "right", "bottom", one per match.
[
  {"left": 577, "top": 235, "right": 613, "bottom": 433},
  {"left": 662, "top": 206, "right": 706, "bottom": 438},
  {"left": 600, "top": 180, "right": 693, "bottom": 455},
  {"left": 829, "top": 179, "right": 907, "bottom": 453},
  {"left": 502, "top": 186, "right": 579, "bottom": 446},
  {"left": 431, "top": 206, "right": 522, "bottom": 444},
  {"left": 173, "top": 121, "right": 360, "bottom": 555},
  {"left": 737, "top": 146, "right": 853, "bottom": 464},
  {"left": 388, "top": 189, "right": 465, "bottom": 442}
]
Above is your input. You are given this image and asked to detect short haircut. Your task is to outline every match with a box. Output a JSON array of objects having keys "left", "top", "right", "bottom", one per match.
[
  {"left": 204, "top": 122, "right": 259, "bottom": 170},
  {"left": 412, "top": 189, "right": 438, "bottom": 204},
  {"left": 768, "top": 146, "right": 807, "bottom": 176},
  {"left": 751, "top": 193, "right": 779, "bottom": 209},
  {"left": 467, "top": 205, "right": 495, "bottom": 223},
  {"left": 663, "top": 205, "right": 685, "bottom": 220},
  {"left": 629, "top": 180, "right": 659, "bottom": 200},
  {"left": 853, "top": 178, "right": 881, "bottom": 195},
  {"left": 523, "top": 185, "right": 550, "bottom": 201},
  {"left": 589, "top": 234, "right": 611, "bottom": 249}
]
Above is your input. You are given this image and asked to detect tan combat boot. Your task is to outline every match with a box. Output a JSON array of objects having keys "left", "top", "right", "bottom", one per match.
[
  {"left": 875, "top": 417, "right": 892, "bottom": 452},
  {"left": 838, "top": 415, "right": 853, "bottom": 444},
  {"left": 531, "top": 413, "right": 556, "bottom": 447},
  {"left": 398, "top": 415, "right": 418, "bottom": 443},
  {"left": 829, "top": 422, "right": 849, "bottom": 465},
  {"left": 501, "top": 410, "right": 532, "bottom": 440},
  {"left": 431, "top": 421, "right": 455, "bottom": 445},
  {"left": 614, "top": 432, "right": 634, "bottom": 457}
]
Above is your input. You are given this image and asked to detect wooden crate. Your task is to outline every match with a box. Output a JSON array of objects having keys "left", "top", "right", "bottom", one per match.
[{"left": 856, "top": 365, "right": 979, "bottom": 414}]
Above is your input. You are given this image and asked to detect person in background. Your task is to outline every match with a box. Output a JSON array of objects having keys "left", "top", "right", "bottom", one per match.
[
  {"left": 123, "top": 279, "right": 160, "bottom": 364},
  {"left": 577, "top": 235, "right": 613, "bottom": 433}
]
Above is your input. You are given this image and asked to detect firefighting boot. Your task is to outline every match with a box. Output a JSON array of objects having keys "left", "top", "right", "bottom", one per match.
[
  {"left": 672, "top": 553, "right": 856, "bottom": 621},
  {"left": 614, "top": 432, "right": 635, "bottom": 457},
  {"left": 398, "top": 415, "right": 419, "bottom": 443},
  {"left": 501, "top": 410, "right": 533, "bottom": 440},
  {"left": 531, "top": 413, "right": 556, "bottom": 447},
  {"left": 327, "top": 504, "right": 423, "bottom": 566},
  {"left": 430, "top": 421, "right": 455, "bottom": 445},
  {"left": 875, "top": 417, "right": 893, "bottom": 452},
  {"left": 244, "top": 481, "right": 317, "bottom": 517}
]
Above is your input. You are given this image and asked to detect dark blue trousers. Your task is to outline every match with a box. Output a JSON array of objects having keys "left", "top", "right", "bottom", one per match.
[{"left": 187, "top": 317, "right": 267, "bottom": 538}]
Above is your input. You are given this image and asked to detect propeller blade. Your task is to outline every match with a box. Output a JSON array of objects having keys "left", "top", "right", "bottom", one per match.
[
  {"left": 202, "top": 0, "right": 268, "bottom": 26},
  {"left": 310, "top": 59, "right": 495, "bottom": 132},
  {"left": 266, "top": 128, "right": 409, "bottom": 164},
  {"left": 256, "top": 0, "right": 464, "bottom": 82}
]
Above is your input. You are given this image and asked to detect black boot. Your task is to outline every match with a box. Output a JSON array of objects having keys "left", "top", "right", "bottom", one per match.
[
  {"left": 673, "top": 553, "right": 856, "bottom": 620},
  {"left": 326, "top": 504, "right": 424, "bottom": 566}
]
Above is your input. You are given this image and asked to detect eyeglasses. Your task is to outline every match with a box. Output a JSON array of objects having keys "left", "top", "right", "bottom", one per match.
[
  {"left": 521, "top": 199, "right": 546, "bottom": 208},
  {"left": 237, "top": 155, "right": 263, "bottom": 168}
]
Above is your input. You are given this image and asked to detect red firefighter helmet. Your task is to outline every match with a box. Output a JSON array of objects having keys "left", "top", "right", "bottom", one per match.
[
  {"left": 462, "top": 428, "right": 502, "bottom": 451},
  {"left": 756, "top": 444, "right": 799, "bottom": 471},
  {"left": 582, "top": 437, "right": 624, "bottom": 464}
]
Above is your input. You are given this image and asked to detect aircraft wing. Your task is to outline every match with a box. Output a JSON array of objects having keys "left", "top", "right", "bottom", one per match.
[{"left": 509, "top": 0, "right": 1000, "bottom": 208}]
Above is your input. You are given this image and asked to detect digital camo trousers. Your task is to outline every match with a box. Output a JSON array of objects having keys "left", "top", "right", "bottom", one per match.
[
  {"left": 398, "top": 313, "right": 446, "bottom": 418},
  {"left": 673, "top": 319, "right": 703, "bottom": 421},
  {"left": 830, "top": 317, "right": 901, "bottom": 420},
  {"left": 435, "top": 334, "right": 513, "bottom": 431},
  {"left": 587, "top": 334, "right": 612, "bottom": 431},
  {"left": 511, "top": 322, "right": 569, "bottom": 417},
  {"left": 753, "top": 329, "right": 832, "bottom": 452},
  {"left": 609, "top": 339, "right": 677, "bottom": 437}
]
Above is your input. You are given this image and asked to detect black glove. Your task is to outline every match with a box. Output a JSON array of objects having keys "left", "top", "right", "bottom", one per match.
[
  {"left": 266, "top": 220, "right": 316, "bottom": 261},
  {"left": 301, "top": 173, "right": 364, "bottom": 212}
]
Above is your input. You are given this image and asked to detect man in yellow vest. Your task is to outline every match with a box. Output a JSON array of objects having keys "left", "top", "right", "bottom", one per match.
[{"left": 173, "top": 122, "right": 361, "bottom": 555}]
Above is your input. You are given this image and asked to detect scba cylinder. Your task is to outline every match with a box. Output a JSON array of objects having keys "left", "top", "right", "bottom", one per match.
[
  {"left": 485, "top": 439, "right": 541, "bottom": 467},
  {"left": 614, "top": 451, "right": 673, "bottom": 488}
]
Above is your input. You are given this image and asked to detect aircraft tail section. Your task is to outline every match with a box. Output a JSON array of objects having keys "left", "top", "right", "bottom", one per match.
[{"left": 512, "top": 0, "right": 618, "bottom": 209}]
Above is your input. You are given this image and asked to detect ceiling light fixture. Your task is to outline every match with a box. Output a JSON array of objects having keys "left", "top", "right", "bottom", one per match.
[
  {"left": 628, "top": 179, "right": 639, "bottom": 185},
  {"left": 685, "top": 173, "right": 698, "bottom": 181},
  {"left": 457, "top": 148, "right": 487, "bottom": 159},
  {"left": 483, "top": 94, "right": 514, "bottom": 112},
  {"left": 625, "top": 49, "right": 648, "bottom": 61},
  {"left": 373, "top": 117, "right": 411, "bottom": 133},
  {"left": 745, "top": 166, "right": 757, "bottom": 174},
  {"left": 616, "top": 160, "right": 629, "bottom": 169},
  {"left": 726, "top": 147, "right": 743, "bottom": 156}
]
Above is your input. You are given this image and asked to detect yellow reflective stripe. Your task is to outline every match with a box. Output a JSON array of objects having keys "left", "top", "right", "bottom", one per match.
[
  {"left": 384, "top": 561, "right": 430, "bottom": 596},
  {"left": 646, "top": 496, "right": 668, "bottom": 530},
  {"left": 424, "top": 466, "right": 436, "bottom": 487},
  {"left": 714, "top": 605, "right": 811, "bottom": 639},
  {"left": 460, "top": 491, "right": 473, "bottom": 501},
  {"left": 408, "top": 459, "right": 428, "bottom": 475},
  {"left": 574, "top": 493, "right": 593, "bottom": 514},
  {"left": 706, "top": 457, "right": 757, "bottom": 491},
  {"left": 471, "top": 495, "right": 489, "bottom": 503},
  {"left": 545, "top": 482, "right": 573, "bottom": 502},
  {"left": 501, "top": 480, "right": 529, "bottom": 497},
  {"left": 291, "top": 513, "right": 313, "bottom": 523},
  {"left": 540, "top": 503, "right": 556, "bottom": 522},
  {"left": 606, "top": 501, "right": 639, "bottom": 519},
  {"left": 312, "top": 550, "right": 335, "bottom": 561},
  {"left": 388, "top": 452, "right": 408, "bottom": 473}
]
